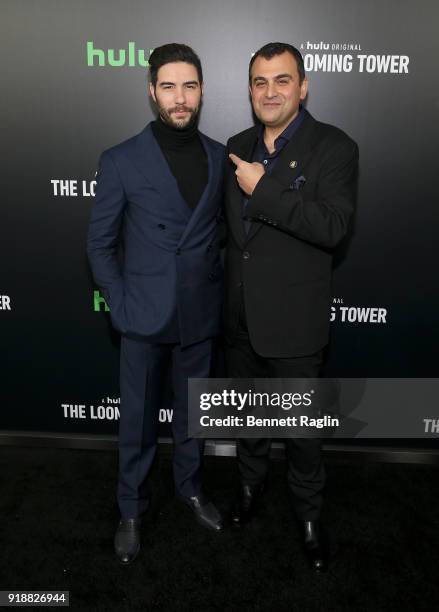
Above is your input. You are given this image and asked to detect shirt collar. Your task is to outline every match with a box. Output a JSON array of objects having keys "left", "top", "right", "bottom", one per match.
[{"left": 257, "top": 104, "right": 305, "bottom": 151}]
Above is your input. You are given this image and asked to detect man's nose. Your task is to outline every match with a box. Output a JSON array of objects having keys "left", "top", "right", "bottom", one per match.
[
  {"left": 265, "top": 81, "right": 277, "bottom": 98},
  {"left": 175, "top": 87, "right": 186, "bottom": 104}
]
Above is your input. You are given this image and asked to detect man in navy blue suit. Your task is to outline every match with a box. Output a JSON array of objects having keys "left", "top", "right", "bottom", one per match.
[{"left": 87, "top": 44, "right": 225, "bottom": 564}]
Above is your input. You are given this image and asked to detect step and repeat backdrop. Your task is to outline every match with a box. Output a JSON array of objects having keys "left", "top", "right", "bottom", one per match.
[{"left": 2, "top": 0, "right": 438, "bottom": 444}]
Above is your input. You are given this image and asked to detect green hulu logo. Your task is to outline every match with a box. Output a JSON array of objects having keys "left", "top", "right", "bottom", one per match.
[
  {"left": 87, "top": 41, "right": 154, "bottom": 67},
  {"left": 94, "top": 290, "right": 109, "bottom": 312}
]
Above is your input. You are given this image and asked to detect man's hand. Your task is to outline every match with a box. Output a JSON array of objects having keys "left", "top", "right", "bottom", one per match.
[{"left": 229, "top": 153, "right": 265, "bottom": 196}]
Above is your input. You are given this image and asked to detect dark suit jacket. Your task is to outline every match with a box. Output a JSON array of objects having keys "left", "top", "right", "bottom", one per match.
[
  {"left": 87, "top": 122, "right": 225, "bottom": 347},
  {"left": 224, "top": 109, "right": 359, "bottom": 358}
]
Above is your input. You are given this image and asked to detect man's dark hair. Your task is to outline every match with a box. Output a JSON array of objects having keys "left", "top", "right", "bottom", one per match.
[
  {"left": 149, "top": 43, "right": 203, "bottom": 87},
  {"left": 249, "top": 42, "right": 305, "bottom": 84}
]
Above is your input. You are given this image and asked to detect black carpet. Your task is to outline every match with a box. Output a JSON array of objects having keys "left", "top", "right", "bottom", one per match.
[{"left": 0, "top": 447, "right": 438, "bottom": 611}]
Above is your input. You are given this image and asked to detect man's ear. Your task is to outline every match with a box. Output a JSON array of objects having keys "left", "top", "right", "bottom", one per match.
[
  {"left": 149, "top": 82, "right": 156, "bottom": 102},
  {"left": 300, "top": 77, "right": 309, "bottom": 101}
]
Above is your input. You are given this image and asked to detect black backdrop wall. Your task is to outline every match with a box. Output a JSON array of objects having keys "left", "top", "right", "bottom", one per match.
[{"left": 2, "top": 0, "right": 438, "bottom": 444}]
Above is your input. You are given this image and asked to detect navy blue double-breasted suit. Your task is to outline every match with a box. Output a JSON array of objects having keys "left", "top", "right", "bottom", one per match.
[{"left": 87, "top": 123, "right": 224, "bottom": 517}]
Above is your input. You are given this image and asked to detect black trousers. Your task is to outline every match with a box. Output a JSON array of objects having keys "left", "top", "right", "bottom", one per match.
[
  {"left": 226, "top": 296, "right": 325, "bottom": 521},
  {"left": 117, "top": 335, "right": 214, "bottom": 519}
]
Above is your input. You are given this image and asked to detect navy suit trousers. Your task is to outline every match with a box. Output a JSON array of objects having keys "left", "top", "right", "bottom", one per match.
[{"left": 117, "top": 335, "right": 214, "bottom": 518}]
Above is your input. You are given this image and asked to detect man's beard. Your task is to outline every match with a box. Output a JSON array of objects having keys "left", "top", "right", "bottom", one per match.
[{"left": 158, "top": 104, "right": 200, "bottom": 129}]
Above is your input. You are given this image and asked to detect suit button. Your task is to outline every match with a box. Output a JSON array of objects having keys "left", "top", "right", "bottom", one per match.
[
  {"left": 243, "top": 251, "right": 250, "bottom": 260},
  {"left": 158, "top": 223, "right": 166, "bottom": 230},
  {"left": 176, "top": 249, "right": 181, "bottom": 255},
  {"left": 208, "top": 272, "right": 215, "bottom": 280},
  {"left": 237, "top": 281, "right": 243, "bottom": 287}
]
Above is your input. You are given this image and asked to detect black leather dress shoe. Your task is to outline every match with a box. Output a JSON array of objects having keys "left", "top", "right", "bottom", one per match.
[
  {"left": 114, "top": 518, "right": 141, "bottom": 565},
  {"left": 300, "top": 520, "right": 327, "bottom": 572},
  {"left": 179, "top": 493, "right": 224, "bottom": 531},
  {"left": 231, "top": 483, "right": 264, "bottom": 526}
]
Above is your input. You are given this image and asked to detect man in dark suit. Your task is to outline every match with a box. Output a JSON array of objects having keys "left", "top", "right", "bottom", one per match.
[
  {"left": 87, "top": 44, "right": 225, "bottom": 564},
  {"left": 225, "top": 42, "right": 359, "bottom": 571}
]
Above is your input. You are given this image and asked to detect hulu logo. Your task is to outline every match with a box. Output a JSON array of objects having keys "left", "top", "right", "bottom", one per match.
[
  {"left": 94, "top": 290, "right": 109, "bottom": 312},
  {"left": 87, "top": 41, "right": 154, "bottom": 67}
]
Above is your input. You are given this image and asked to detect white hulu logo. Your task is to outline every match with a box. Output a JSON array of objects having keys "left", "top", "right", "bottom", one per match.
[{"left": 86, "top": 41, "right": 154, "bottom": 67}]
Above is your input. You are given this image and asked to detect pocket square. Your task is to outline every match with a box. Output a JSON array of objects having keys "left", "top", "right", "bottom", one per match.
[{"left": 290, "top": 175, "right": 306, "bottom": 190}]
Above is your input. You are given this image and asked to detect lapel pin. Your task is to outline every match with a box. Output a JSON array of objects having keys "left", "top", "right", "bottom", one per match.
[{"left": 289, "top": 160, "right": 298, "bottom": 168}]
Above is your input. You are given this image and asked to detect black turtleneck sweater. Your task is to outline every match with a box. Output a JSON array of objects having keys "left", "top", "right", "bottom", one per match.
[{"left": 151, "top": 118, "right": 208, "bottom": 210}]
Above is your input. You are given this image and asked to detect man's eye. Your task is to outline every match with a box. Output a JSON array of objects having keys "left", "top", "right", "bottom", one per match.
[{"left": 277, "top": 80, "right": 289, "bottom": 85}]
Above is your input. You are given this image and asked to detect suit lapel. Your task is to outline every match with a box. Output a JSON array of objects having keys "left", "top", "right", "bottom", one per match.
[
  {"left": 177, "top": 132, "right": 221, "bottom": 246},
  {"left": 134, "top": 123, "right": 192, "bottom": 223},
  {"left": 246, "top": 111, "right": 318, "bottom": 243},
  {"left": 268, "top": 111, "right": 318, "bottom": 187},
  {"left": 226, "top": 128, "right": 259, "bottom": 247}
]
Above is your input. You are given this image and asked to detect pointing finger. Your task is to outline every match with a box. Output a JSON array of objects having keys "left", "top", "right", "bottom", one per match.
[{"left": 229, "top": 153, "right": 243, "bottom": 166}]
